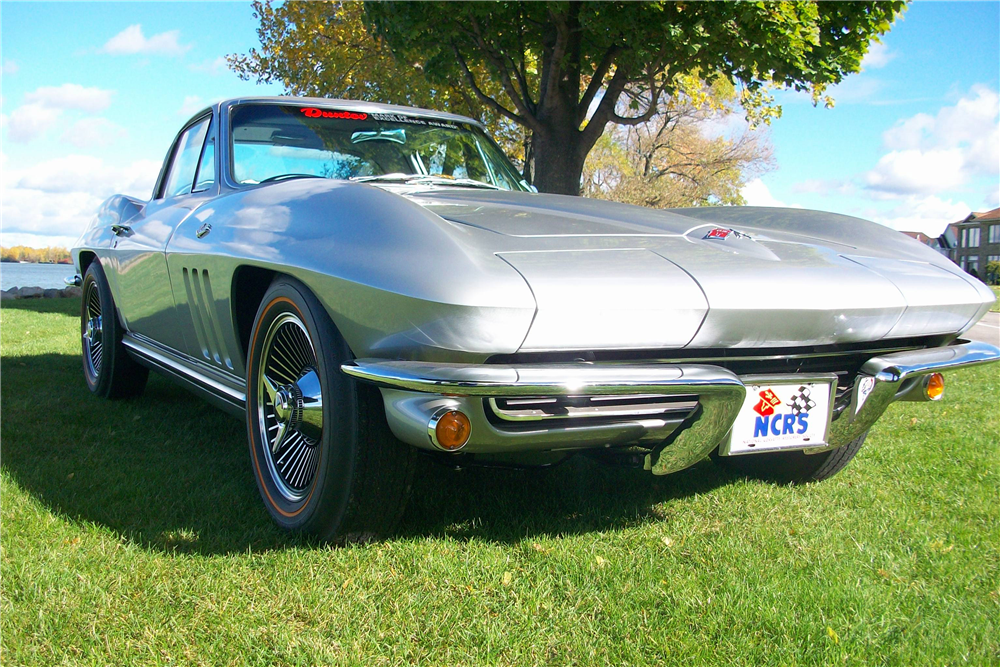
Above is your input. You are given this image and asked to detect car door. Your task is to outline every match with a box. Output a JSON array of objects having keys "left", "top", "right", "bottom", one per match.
[
  {"left": 112, "top": 114, "right": 213, "bottom": 353},
  {"left": 163, "top": 118, "right": 244, "bottom": 376}
]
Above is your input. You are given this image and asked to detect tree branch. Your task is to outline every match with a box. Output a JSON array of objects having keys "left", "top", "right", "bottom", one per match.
[
  {"left": 577, "top": 46, "right": 621, "bottom": 126},
  {"left": 463, "top": 16, "right": 538, "bottom": 125},
  {"left": 580, "top": 64, "right": 632, "bottom": 147},
  {"left": 453, "top": 46, "right": 528, "bottom": 127}
]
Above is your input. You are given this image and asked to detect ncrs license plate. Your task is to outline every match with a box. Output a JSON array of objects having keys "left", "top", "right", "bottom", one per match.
[{"left": 723, "top": 375, "right": 837, "bottom": 456}]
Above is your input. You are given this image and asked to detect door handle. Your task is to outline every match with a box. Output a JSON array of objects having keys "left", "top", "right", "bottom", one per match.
[
  {"left": 111, "top": 224, "right": 132, "bottom": 236},
  {"left": 195, "top": 222, "right": 212, "bottom": 239}
]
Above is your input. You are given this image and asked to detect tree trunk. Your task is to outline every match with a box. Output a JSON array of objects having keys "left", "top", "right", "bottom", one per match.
[{"left": 532, "top": 128, "right": 590, "bottom": 196}]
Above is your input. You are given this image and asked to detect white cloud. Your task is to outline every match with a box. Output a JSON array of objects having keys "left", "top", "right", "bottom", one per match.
[
  {"left": 861, "top": 41, "right": 895, "bottom": 70},
  {"left": 4, "top": 84, "right": 116, "bottom": 143},
  {"left": 178, "top": 95, "right": 205, "bottom": 117},
  {"left": 24, "top": 84, "right": 113, "bottom": 112},
  {"left": 865, "top": 148, "right": 966, "bottom": 195},
  {"left": 0, "top": 232, "right": 82, "bottom": 249},
  {"left": 867, "top": 86, "right": 999, "bottom": 196},
  {"left": 62, "top": 117, "right": 128, "bottom": 148},
  {"left": 740, "top": 178, "right": 802, "bottom": 208},
  {"left": 870, "top": 195, "right": 972, "bottom": 236},
  {"left": 101, "top": 24, "right": 191, "bottom": 56},
  {"left": 882, "top": 113, "right": 934, "bottom": 150},
  {"left": 2, "top": 61, "right": 18, "bottom": 75},
  {"left": 15, "top": 155, "right": 159, "bottom": 195},
  {"left": 5, "top": 103, "right": 62, "bottom": 142},
  {"left": 2, "top": 154, "right": 160, "bottom": 245}
]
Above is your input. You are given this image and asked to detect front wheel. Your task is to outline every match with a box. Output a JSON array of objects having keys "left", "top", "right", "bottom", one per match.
[
  {"left": 245, "top": 277, "right": 416, "bottom": 542},
  {"left": 714, "top": 431, "right": 868, "bottom": 484},
  {"left": 80, "top": 261, "right": 148, "bottom": 399}
]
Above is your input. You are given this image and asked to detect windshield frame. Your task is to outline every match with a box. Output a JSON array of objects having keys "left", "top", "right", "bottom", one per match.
[{"left": 225, "top": 101, "right": 528, "bottom": 192}]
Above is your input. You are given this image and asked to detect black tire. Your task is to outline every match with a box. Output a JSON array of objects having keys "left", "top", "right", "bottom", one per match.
[
  {"left": 245, "top": 277, "right": 416, "bottom": 542},
  {"left": 80, "top": 261, "right": 148, "bottom": 399},
  {"left": 714, "top": 431, "right": 868, "bottom": 484}
]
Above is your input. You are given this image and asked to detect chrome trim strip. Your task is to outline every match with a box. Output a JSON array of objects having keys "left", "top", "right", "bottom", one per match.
[
  {"left": 861, "top": 340, "right": 1000, "bottom": 382},
  {"left": 342, "top": 359, "right": 744, "bottom": 397},
  {"left": 123, "top": 334, "right": 246, "bottom": 405},
  {"left": 818, "top": 341, "right": 1000, "bottom": 453}
]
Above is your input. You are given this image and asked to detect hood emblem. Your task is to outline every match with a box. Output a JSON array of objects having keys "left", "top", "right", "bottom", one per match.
[{"left": 704, "top": 227, "right": 751, "bottom": 240}]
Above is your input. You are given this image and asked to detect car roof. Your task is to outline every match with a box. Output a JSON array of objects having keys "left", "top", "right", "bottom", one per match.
[{"left": 214, "top": 96, "right": 483, "bottom": 128}]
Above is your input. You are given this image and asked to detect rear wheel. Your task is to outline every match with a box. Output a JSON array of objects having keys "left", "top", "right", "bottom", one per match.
[
  {"left": 245, "top": 277, "right": 416, "bottom": 542},
  {"left": 80, "top": 261, "right": 148, "bottom": 399},
  {"left": 714, "top": 431, "right": 868, "bottom": 483}
]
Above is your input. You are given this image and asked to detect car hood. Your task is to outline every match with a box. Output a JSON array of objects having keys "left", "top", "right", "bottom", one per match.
[{"left": 406, "top": 189, "right": 993, "bottom": 351}]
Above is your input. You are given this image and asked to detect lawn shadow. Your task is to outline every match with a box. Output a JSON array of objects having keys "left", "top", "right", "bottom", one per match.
[{"left": 2, "top": 348, "right": 734, "bottom": 555}]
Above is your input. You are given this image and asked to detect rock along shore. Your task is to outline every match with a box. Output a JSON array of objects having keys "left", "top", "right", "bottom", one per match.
[{"left": 1, "top": 285, "right": 82, "bottom": 300}]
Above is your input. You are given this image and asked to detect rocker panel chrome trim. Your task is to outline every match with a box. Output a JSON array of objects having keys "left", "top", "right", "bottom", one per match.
[{"left": 123, "top": 333, "right": 246, "bottom": 415}]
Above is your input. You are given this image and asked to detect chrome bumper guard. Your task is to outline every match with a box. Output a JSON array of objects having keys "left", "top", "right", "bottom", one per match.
[{"left": 342, "top": 341, "right": 999, "bottom": 475}]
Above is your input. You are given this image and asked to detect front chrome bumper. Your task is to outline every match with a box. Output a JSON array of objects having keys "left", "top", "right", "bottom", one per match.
[{"left": 342, "top": 341, "right": 1000, "bottom": 475}]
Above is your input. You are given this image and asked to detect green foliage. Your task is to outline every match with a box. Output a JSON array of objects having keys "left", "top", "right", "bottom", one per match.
[{"left": 984, "top": 260, "right": 1000, "bottom": 286}]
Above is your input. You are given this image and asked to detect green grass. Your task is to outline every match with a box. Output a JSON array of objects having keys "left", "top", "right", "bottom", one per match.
[
  {"left": 991, "top": 286, "right": 999, "bottom": 312},
  {"left": 3, "top": 298, "right": 999, "bottom": 666}
]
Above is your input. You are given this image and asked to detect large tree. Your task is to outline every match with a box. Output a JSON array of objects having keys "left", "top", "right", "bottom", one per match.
[
  {"left": 365, "top": 1, "right": 904, "bottom": 195},
  {"left": 234, "top": 1, "right": 905, "bottom": 195}
]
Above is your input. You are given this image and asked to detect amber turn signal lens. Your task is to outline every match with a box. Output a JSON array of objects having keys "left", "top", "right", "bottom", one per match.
[
  {"left": 925, "top": 373, "right": 945, "bottom": 401},
  {"left": 435, "top": 410, "right": 472, "bottom": 451}
]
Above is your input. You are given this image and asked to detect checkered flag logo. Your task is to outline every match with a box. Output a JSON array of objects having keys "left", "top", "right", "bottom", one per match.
[{"left": 786, "top": 386, "right": 817, "bottom": 414}]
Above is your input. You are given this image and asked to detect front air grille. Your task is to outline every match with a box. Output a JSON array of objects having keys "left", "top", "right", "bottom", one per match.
[{"left": 485, "top": 394, "right": 699, "bottom": 430}]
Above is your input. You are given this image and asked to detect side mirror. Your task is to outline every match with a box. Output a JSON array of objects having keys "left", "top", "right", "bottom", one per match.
[{"left": 520, "top": 179, "right": 538, "bottom": 193}]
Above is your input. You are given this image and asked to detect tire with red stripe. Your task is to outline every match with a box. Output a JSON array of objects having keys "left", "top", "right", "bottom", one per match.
[{"left": 245, "top": 276, "right": 416, "bottom": 541}]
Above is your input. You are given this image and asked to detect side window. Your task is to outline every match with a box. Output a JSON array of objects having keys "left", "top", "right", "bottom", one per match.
[
  {"left": 162, "top": 117, "right": 211, "bottom": 198},
  {"left": 193, "top": 140, "right": 215, "bottom": 193}
]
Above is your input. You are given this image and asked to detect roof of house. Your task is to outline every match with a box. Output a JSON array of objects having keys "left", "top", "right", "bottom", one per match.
[{"left": 956, "top": 207, "right": 1000, "bottom": 225}]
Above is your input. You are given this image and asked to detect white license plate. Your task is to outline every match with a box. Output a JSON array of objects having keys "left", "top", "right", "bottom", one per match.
[{"left": 725, "top": 378, "right": 834, "bottom": 455}]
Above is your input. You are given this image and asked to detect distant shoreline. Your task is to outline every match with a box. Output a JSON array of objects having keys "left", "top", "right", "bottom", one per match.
[{"left": 0, "top": 259, "right": 73, "bottom": 264}]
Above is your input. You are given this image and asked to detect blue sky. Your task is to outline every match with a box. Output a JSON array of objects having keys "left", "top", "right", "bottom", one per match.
[{"left": 1, "top": 1, "right": 998, "bottom": 247}]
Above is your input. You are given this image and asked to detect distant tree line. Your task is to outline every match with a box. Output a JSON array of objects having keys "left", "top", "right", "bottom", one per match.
[{"left": 0, "top": 246, "right": 73, "bottom": 264}]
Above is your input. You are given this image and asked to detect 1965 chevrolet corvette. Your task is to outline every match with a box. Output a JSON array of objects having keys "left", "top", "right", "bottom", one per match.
[{"left": 71, "top": 97, "right": 999, "bottom": 540}]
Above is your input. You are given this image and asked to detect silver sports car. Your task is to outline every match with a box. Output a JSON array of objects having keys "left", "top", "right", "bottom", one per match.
[{"left": 71, "top": 97, "right": 999, "bottom": 541}]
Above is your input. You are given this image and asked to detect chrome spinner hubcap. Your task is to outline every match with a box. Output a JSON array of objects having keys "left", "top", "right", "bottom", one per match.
[
  {"left": 82, "top": 282, "right": 103, "bottom": 380},
  {"left": 256, "top": 313, "right": 324, "bottom": 502}
]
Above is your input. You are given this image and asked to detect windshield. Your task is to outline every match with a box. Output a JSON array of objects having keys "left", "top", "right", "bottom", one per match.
[{"left": 229, "top": 104, "right": 525, "bottom": 190}]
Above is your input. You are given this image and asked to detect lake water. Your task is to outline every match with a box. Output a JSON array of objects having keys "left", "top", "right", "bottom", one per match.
[{"left": 1, "top": 263, "right": 76, "bottom": 291}]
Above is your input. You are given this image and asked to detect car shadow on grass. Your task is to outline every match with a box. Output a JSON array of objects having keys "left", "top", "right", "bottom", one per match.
[{"left": 1, "top": 348, "right": 734, "bottom": 555}]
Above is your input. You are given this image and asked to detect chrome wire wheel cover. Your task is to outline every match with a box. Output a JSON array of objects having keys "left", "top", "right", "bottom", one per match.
[
  {"left": 257, "top": 312, "right": 324, "bottom": 502},
  {"left": 82, "top": 280, "right": 103, "bottom": 381}
]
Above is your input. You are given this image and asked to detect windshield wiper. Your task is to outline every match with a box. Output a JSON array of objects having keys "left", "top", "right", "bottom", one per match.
[
  {"left": 350, "top": 174, "right": 501, "bottom": 190},
  {"left": 259, "top": 173, "right": 325, "bottom": 184},
  {"left": 349, "top": 173, "right": 414, "bottom": 183}
]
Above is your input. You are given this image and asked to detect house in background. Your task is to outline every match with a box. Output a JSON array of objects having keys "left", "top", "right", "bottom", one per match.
[
  {"left": 902, "top": 232, "right": 955, "bottom": 261},
  {"left": 901, "top": 230, "right": 953, "bottom": 259},
  {"left": 952, "top": 207, "right": 1000, "bottom": 280},
  {"left": 899, "top": 207, "right": 999, "bottom": 283}
]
